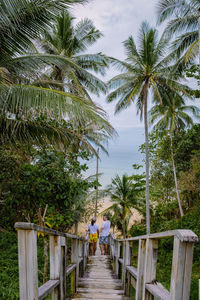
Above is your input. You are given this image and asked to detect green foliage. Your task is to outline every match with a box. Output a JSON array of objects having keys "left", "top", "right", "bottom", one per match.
[
  {"left": 134, "top": 123, "right": 200, "bottom": 299},
  {"left": 157, "top": 0, "right": 199, "bottom": 62},
  {"left": 105, "top": 166, "right": 145, "bottom": 238},
  {"left": 0, "top": 146, "right": 95, "bottom": 231},
  {"left": 0, "top": 232, "right": 19, "bottom": 300}
]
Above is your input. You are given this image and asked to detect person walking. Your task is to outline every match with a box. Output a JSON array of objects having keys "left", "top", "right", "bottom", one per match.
[
  {"left": 88, "top": 217, "right": 99, "bottom": 256},
  {"left": 99, "top": 215, "right": 111, "bottom": 255}
]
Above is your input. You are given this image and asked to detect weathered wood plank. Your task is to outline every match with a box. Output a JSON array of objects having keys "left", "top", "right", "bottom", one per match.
[
  {"left": 126, "top": 266, "right": 137, "bottom": 279},
  {"left": 114, "top": 241, "right": 120, "bottom": 276},
  {"left": 17, "top": 229, "right": 38, "bottom": 300},
  {"left": 15, "top": 222, "right": 85, "bottom": 240},
  {"left": 145, "top": 283, "right": 170, "bottom": 300},
  {"left": 123, "top": 241, "right": 131, "bottom": 295},
  {"left": 50, "top": 236, "right": 61, "bottom": 300},
  {"left": 136, "top": 239, "right": 146, "bottom": 300},
  {"left": 66, "top": 264, "right": 76, "bottom": 276},
  {"left": 38, "top": 280, "right": 59, "bottom": 300},
  {"left": 124, "top": 229, "right": 198, "bottom": 243},
  {"left": 60, "top": 236, "right": 66, "bottom": 300},
  {"left": 143, "top": 239, "right": 158, "bottom": 300},
  {"left": 182, "top": 242, "right": 194, "bottom": 300},
  {"left": 170, "top": 236, "right": 186, "bottom": 300}
]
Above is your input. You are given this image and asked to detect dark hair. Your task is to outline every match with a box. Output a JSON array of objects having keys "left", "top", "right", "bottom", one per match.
[
  {"left": 103, "top": 215, "right": 108, "bottom": 219},
  {"left": 91, "top": 219, "right": 95, "bottom": 226}
]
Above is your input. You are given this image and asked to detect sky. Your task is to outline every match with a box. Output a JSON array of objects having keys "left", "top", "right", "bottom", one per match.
[
  {"left": 68, "top": 0, "right": 193, "bottom": 187},
  {"left": 69, "top": 0, "right": 159, "bottom": 186}
]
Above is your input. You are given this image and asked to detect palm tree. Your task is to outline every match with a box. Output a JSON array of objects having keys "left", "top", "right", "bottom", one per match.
[
  {"left": 39, "top": 11, "right": 108, "bottom": 97},
  {"left": 0, "top": 0, "right": 114, "bottom": 150},
  {"left": 107, "top": 22, "right": 192, "bottom": 233},
  {"left": 157, "top": 0, "right": 200, "bottom": 62},
  {"left": 36, "top": 11, "right": 115, "bottom": 154},
  {"left": 105, "top": 174, "right": 143, "bottom": 238},
  {"left": 149, "top": 96, "right": 200, "bottom": 216},
  {"left": 0, "top": 0, "right": 87, "bottom": 59}
]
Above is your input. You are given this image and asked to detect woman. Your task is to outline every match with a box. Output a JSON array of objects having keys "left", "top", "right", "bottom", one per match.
[{"left": 88, "top": 217, "right": 99, "bottom": 256}]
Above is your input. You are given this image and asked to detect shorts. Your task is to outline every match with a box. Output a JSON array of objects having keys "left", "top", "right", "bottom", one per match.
[
  {"left": 89, "top": 233, "right": 98, "bottom": 243},
  {"left": 99, "top": 236, "right": 108, "bottom": 245}
]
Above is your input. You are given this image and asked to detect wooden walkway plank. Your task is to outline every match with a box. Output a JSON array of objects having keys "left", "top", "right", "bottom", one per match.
[{"left": 71, "top": 248, "right": 129, "bottom": 300}]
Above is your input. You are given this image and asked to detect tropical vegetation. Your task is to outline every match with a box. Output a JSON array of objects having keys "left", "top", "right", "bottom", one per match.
[
  {"left": 0, "top": 0, "right": 200, "bottom": 299},
  {"left": 104, "top": 170, "right": 145, "bottom": 238},
  {"left": 157, "top": 0, "right": 200, "bottom": 62},
  {"left": 107, "top": 21, "right": 193, "bottom": 233}
]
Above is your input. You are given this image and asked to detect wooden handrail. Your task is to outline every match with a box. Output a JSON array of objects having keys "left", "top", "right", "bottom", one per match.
[
  {"left": 109, "top": 229, "right": 198, "bottom": 300},
  {"left": 109, "top": 229, "right": 198, "bottom": 242},
  {"left": 15, "top": 222, "right": 89, "bottom": 300},
  {"left": 15, "top": 222, "right": 86, "bottom": 240}
]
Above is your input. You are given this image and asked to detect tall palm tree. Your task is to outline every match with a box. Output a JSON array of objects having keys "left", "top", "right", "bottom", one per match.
[
  {"left": 0, "top": 0, "right": 114, "bottom": 150},
  {"left": 39, "top": 11, "right": 108, "bottom": 97},
  {"left": 105, "top": 174, "right": 144, "bottom": 238},
  {"left": 149, "top": 96, "right": 200, "bottom": 216},
  {"left": 157, "top": 0, "right": 200, "bottom": 62},
  {"left": 107, "top": 22, "right": 192, "bottom": 233},
  {"left": 36, "top": 11, "right": 115, "bottom": 153}
]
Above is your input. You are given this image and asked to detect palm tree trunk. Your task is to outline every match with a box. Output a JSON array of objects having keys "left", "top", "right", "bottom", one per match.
[
  {"left": 122, "top": 219, "right": 126, "bottom": 239},
  {"left": 143, "top": 83, "right": 150, "bottom": 234},
  {"left": 198, "top": 8, "right": 200, "bottom": 64},
  {"left": 169, "top": 134, "right": 184, "bottom": 217}
]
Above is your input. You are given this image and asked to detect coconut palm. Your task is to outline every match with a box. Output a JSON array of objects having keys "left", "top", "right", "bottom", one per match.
[
  {"left": 39, "top": 11, "right": 108, "bottom": 97},
  {"left": 105, "top": 174, "right": 144, "bottom": 238},
  {"left": 0, "top": 0, "right": 87, "bottom": 58},
  {"left": 0, "top": 0, "right": 115, "bottom": 150},
  {"left": 107, "top": 22, "right": 192, "bottom": 233},
  {"left": 35, "top": 11, "right": 115, "bottom": 153},
  {"left": 149, "top": 96, "right": 199, "bottom": 216},
  {"left": 157, "top": 0, "right": 200, "bottom": 62}
]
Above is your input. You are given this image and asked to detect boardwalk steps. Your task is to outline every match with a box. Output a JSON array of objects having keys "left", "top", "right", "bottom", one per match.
[
  {"left": 72, "top": 255, "right": 129, "bottom": 300},
  {"left": 15, "top": 223, "right": 198, "bottom": 300}
]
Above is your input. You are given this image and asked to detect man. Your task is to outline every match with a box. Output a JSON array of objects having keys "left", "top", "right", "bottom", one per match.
[{"left": 99, "top": 215, "right": 111, "bottom": 255}]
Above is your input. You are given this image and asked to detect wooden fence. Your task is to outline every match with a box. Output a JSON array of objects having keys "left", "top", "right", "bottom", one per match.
[
  {"left": 109, "top": 229, "right": 198, "bottom": 300},
  {"left": 15, "top": 222, "right": 89, "bottom": 300}
]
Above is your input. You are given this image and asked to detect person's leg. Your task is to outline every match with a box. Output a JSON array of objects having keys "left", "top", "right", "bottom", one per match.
[
  {"left": 104, "top": 236, "right": 109, "bottom": 255},
  {"left": 104, "top": 243, "right": 108, "bottom": 255},
  {"left": 93, "top": 242, "right": 97, "bottom": 255},
  {"left": 99, "top": 243, "right": 104, "bottom": 255},
  {"left": 89, "top": 243, "right": 94, "bottom": 256}
]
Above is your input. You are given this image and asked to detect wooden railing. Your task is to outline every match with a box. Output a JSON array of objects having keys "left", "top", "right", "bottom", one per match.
[
  {"left": 109, "top": 229, "right": 198, "bottom": 300},
  {"left": 15, "top": 222, "right": 89, "bottom": 300}
]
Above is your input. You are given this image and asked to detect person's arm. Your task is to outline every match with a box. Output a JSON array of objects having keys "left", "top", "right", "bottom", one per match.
[
  {"left": 97, "top": 229, "right": 99, "bottom": 238},
  {"left": 99, "top": 222, "right": 104, "bottom": 234}
]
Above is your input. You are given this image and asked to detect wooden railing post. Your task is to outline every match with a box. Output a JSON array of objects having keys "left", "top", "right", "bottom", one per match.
[
  {"left": 71, "top": 238, "right": 79, "bottom": 292},
  {"left": 136, "top": 239, "right": 146, "bottom": 300},
  {"left": 83, "top": 239, "right": 88, "bottom": 273},
  {"left": 114, "top": 240, "right": 120, "bottom": 277},
  {"left": 170, "top": 236, "right": 194, "bottom": 300},
  {"left": 50, "top": 235, "right": 61, "bottom": 300},
  {"left": 142, "top": 238, "right": 158, "bottom": 300},
  {"left": 124, "top": 241, "right": 131, "bottom": 297},
  {"left": 79, "top": 240, "right": 83, "bottom": 278},
  {"left": 17, "top": 229, "right": 38, "bottom": 300},
  {"left": 60, "top": 236, "right": 66, "bottom": 300}
]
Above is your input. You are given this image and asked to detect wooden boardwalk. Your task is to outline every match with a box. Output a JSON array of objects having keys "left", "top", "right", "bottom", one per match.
[
  {"left": 72, "top": 247, "right": 129, "bottom": 300},
  {"left": 14, "top": 223, "right": 198, "bottom": 300}
]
